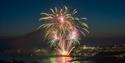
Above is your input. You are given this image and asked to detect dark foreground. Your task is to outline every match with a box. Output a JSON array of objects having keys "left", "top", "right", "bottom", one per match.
[
  {"left": 0, "top": 51, "right": 125, "bottom": 63},
  {"left": 0, "top": 55, "right": 125, "bottom": 63}
]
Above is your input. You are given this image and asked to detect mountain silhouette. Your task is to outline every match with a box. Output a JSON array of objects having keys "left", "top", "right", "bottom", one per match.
[
  {"left": 0, "top": 30, "right": 47, "bottom": 49},
  {"left": 0, "top": 29, "right": 125, "bottom": 49}
]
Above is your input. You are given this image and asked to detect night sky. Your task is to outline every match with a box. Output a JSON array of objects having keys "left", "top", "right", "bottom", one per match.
[{"left": 0, "top": 0, "right": 125, "bottom": 37}]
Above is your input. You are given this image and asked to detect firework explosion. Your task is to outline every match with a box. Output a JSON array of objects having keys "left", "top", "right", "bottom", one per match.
[{"left": 38, "top": 6, "right": 89, "bottom": 56}]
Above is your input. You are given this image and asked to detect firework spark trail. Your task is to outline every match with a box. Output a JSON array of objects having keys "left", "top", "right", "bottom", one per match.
[{"left": 38, "top": 6, "right": 89, "bottom": 56}]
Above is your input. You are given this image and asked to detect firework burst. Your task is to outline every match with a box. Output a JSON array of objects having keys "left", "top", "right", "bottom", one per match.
[{"left": 38, "top": 6, "right": 89, "bottom": 56}]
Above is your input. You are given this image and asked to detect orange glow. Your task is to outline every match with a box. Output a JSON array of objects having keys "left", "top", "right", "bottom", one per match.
[
  {"left": 62, "top": 51, "right": 68, "bottom": 55},
  {"left": 56, "top": 57, "right": 72, "bottom": 63}
]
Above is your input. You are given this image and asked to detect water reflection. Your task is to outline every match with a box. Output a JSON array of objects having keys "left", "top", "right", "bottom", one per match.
[
  {"left": 47, "top": 57, "right": 93, "bottom": 63},
  {"left": 40, "top": 57, "right": 125, "bottom": 63},
  {"left": 45, "top": 57, "right": 73, "bottom": 63},
  {"left": 56, "top": 57, "right": 72, "bottom": 63}
]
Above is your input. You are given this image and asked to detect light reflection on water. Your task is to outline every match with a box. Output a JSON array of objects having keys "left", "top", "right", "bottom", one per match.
[
  {"left": 56, "top": 57, "right": 72, "bottom": 63},
  {"left": 40, "top": 57, "right": 94, "bottom": 63},
  {"left": 40, "top": 57, "right": 125, "bottom": 63},
  {"left": 0, "top": 56, "right": 124, "bottom": 63}
]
